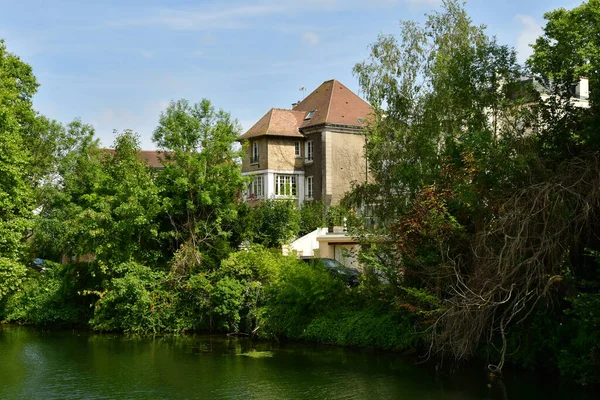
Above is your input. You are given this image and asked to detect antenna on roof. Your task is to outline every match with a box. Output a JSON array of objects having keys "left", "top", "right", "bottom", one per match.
[{"left": 299, "top": 86, "right": 306, "bottom": 100}]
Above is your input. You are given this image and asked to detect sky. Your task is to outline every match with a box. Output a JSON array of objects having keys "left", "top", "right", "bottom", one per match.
[{"left": 0, "top": 0, "right": 583, "bottom": 149}]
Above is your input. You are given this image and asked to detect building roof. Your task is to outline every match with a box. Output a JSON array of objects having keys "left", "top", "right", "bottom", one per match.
[
  {"left": 293, "top": 79, "right": 372, "bottom": 129},
  {"left": 102, "top": 148, "right": 168, "bottom": 168},
  {"left": 239, "top": 79, "right": 372, "bottom": 140},
  {"left": 239, "top": 108, "right": 305, "bottom": 140},
  {"left": 140, "top": 150, "right": 167, "bottom": 168}
]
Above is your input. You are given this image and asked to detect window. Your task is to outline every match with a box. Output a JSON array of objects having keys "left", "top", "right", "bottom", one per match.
[
  {"left": 251, "top": 141, "right": 259, "bottom": 164},
  {"left": 248, "top": 175, "right": 264, "bottom": 198},
  {"left": 305, "top": 140, "right": 313, "bottom": 162},
  {"left": 295, "top": 141, "right": 301, "bottom": 158},
  {"left": 304, "top": 110, "right": 315, "bottom": 120},
  {"left": 306, "top": 176, "right": 313, "bottom": 199},
  {"left": 275, "top": 174, "right": 297, "bottom": 197}
]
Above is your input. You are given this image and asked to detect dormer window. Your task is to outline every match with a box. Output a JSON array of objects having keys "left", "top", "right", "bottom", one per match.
[{"left": 304, "top": 110, "right": 315, "bottom": 120}]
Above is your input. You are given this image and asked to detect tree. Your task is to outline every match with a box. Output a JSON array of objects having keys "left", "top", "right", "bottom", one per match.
[
  {"left": 350, "top": 0, "right": 546, "bottom": 370},
  {"left": 528, "top": 0, "right": 600, "bottom": 157},
  {"left": 352, "top": 0, "right": 535, "bottom": 222},
  {"left": 153, "top": 99, "right": 245, "bottom": 270},
  {"left": 0, "top": 39, "right": 38, "bottom": 300}
]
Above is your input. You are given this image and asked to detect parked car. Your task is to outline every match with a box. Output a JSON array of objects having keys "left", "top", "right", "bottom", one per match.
[{"left": 302, "top": 257, "right": 360, "bottom": 287}]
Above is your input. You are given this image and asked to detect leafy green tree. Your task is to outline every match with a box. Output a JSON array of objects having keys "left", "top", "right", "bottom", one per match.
[
  {"left": 349, "top": 0, "right": 547, "bottom": 370},
  {"left": 153, "top": 99, "right": 245, "bottom": 268},
  {"left": 353, "top": 0, "right": 535, "bottom": 222},
  {"left": 0, "top": 39, "right": 38, "bottom": 300},
  {"left": 34, "top": 129, "right": 162, "bottom": 269},
  {"left": 31, "top": 120, "right": 101, "bottom": 262},
  {"left": 299, "top": 200, "right": 325, "bottom": 236},
  {"left": 528, "top": 0, "right": 600, "bottom": 157}
]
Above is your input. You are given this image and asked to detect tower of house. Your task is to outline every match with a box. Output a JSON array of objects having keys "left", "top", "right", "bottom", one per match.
[{"left": 239, "top": 79, "right": 372, "bottom": 206}]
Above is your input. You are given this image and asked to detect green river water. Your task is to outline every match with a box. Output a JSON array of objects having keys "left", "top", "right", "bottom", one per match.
[{"left": 0, "top": 325, "right": 594, "bottom": 399}]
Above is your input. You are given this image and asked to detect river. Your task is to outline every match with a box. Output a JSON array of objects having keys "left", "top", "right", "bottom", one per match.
[{"left": 0, "top": 325, "right": 593, "bottom": 399}]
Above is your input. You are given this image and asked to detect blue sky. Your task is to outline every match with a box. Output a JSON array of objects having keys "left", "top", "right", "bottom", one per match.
[{"left": 0, "top": 0, "right": 582, "bottom": 149}]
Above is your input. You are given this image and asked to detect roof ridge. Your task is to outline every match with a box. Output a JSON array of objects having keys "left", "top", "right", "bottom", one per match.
[
  {"left": 265, "top": 108, "right": 275, "bottom": 134},
  {"left": 324, "top": 79, "right": 335, "bottom": 123}
]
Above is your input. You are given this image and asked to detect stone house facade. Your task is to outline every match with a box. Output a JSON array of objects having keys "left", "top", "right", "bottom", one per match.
[{"left": 239, "top": 79, "right": 372, "bottom": 207}]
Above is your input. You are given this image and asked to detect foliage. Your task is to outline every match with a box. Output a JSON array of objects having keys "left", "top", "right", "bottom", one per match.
[
  {"left": 528, "top": 0, "right": 600, "bottom": 159},
  {"left": 0, "top": 39, "right": 37, "bottom": 299},
  {"left": 153, "top": 99, "right": 245, "bottom": 266},
  {"left": 299, "top": 200, "right": 325, "bottom": 236},
  {"left": 33, "top": 130, "right": 163, "bottom": 268},
  {"left": 303, "top": 307, "right": 418, "bottom": 350},
  {"left": 559, "top": 292, "right": 600, "bottom": 384},
  {"left": 259, "top": 261, "right": 347, "bottom": 338},
  {"left": 237, "top": 200, "right": 300, "bottom": 247},
  {"left": 352, "top": 0, "right": 534, "bottom": 221},
  {"left": 348, "top": 0, "right": 600, "bottom": 382},
  {"left": 89, "top": 262, "right": 174, "bottom": 333},
  {"left": 1, "top": 262, "right": 100, "bottom": 326},
  {"left": 0, "top": 259, "right": 27, "bottom": 302},
  {"left": 2, "top": 2, "right": 600, "bottom": 385}
]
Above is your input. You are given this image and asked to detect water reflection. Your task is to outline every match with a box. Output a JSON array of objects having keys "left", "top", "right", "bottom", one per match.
[{"left": 0, "top": 325, "right": 593, "bottom": 400}]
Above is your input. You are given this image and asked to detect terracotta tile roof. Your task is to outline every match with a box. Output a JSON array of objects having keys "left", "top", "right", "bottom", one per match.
[
  {"left": 101, "top": 148, "right": 168, "bottom": 168},
  {"left": 293, "top": 79, "right": 372, "bottom": 129},
  {"left": 140, "top": 150, "right": 168, "bottom": 168},
  {"left": 238, "top": 108, "right": 305, "bottom": 140},
  {"left": 238, "top": 79, "right": 373, "bottom": 140}
]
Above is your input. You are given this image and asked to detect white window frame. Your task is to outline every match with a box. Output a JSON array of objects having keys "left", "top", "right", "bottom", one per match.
[
  {"left": 305, "top": 140, "right": 313, "bottom": 163},
  {"left": 251, "top": 141, "right": 259, "bottom": 164},
  {"left": 295, "top": 141, "right": 301, "bottom": 158},
  {"left": 306, "top": 176, "right": 313, "bottom": 199},
  {"left": 248, "top": 175, "right": 264, "bottom": 198},
  {"left": 275, "top": 174, "right": 298, "bottom": 197}
]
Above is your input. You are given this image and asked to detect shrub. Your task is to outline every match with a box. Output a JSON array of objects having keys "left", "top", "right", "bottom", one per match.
[
  {"left": 259, "top": 261, "right": 348, "bottom": 338},
  {"left": 1, "top": 261, "right": 99, "bottom": 326},
  {"left": 89, "top": 262, "right": 174, "bottom": 333},
  {"left": 303, "top": 307, "right": 418, "bottom": 350},
  {"left": 299, "top": 200, "right": 325, "bottom": 236}
]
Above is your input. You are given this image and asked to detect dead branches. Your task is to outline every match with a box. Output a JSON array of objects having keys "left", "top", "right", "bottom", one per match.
[{"left": 429, "top": 154, "right": 600, "bottom": 371}]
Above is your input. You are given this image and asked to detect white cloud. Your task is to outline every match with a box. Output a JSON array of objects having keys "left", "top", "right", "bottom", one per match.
[
  {"left": 515, "top": 14, "right": 543, "bottom": 63},
  {"left": 109, "top": 0, "right": 439, "bottom": 32},
  {"left": 111, "top": 3, "right": 287, "bottom": 31},
  {"left": 302, "top": 32, "right": 321, "bottom": 46},
  {"left": 368, "top": 0, "right": 442, "bottom": 7}
]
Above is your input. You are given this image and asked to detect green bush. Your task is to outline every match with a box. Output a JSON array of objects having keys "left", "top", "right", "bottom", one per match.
[
  {"left": 1, "top": 261, "right": 100, "bottom": 326},
  {"left": 259, "top": 261, "right": 348, "bottom": 338},
  {"left": 172, "top": 247, "right": 295, "bottom": 334},
  {"left": 89, "top": 262, "right": 174, "bottom": 333},
  {"left": 558, "top": 292, "right": 600, "bottom": 384},
  {"left": 239, "top": 200, "right": 300, "bottom": 247},
  {"left": 0, "top": 258, "right": 27, "bottom": 302},
  {"left": 303, "top": 308, "right": 418, "bottom": 350},
  {"left": 299, "top": 200, "right": 325, "bottom": 236}
]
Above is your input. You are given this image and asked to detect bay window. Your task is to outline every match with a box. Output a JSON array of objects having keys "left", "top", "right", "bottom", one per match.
[{"left": 275, "top": 174, "right": 297, "bottom": 197}]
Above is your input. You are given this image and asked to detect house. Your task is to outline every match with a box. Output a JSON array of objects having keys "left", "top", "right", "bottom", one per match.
[
  {"left": 101, "top": 148, "right": 168, "bottom": 169},
  {"left": 239, "top": 79, "right": 373, "bottom": 207}
]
